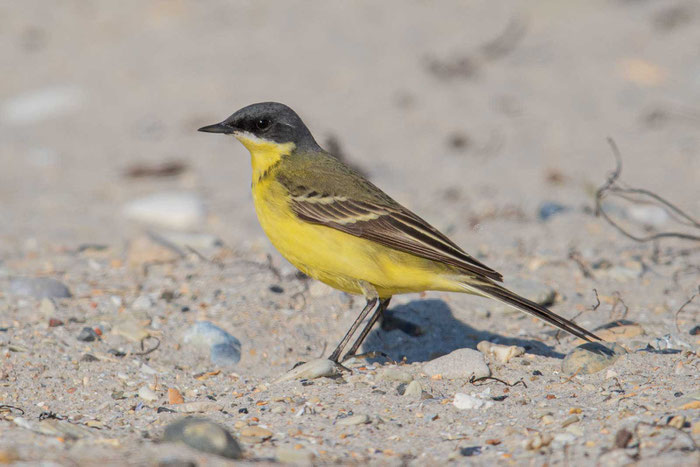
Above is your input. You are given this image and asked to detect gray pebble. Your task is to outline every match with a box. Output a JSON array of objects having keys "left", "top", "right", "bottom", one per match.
[
  {"left": 538, "top": 202, "right": 569, "bottom": 221},
  {"left": 403, "top": 380, "right": 423, "bottom": 397},
  {"left": 561, "top": 342, "right": 627, "bottom": 375},
  {"left": 163, "top": 417, "right": 242, "bottom": 459},
  {"left": 183, "top": 321, "right": 241, "bottom": 367},
  {"left": 9, "top": 277, "right": 71, "bottom": 299},
  {"left": 77, "top": 327, "right": 99, "bottom": 342},
  {"left": 210, "top": 343, "right": 241, "bottom": 367},
  {"left": 423, "top": 348, "right": 490, "bottom": 380}
]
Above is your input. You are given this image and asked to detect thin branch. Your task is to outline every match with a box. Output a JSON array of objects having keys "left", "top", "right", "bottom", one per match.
[{"left": 595, "top": 138, "right": 700, "bottom": 242}]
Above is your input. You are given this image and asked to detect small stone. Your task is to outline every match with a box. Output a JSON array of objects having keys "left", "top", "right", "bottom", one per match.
[
  {"left": 379, "top": 367, "right": 413, "bottom": 383},
  {"left": 210, "top": 343, "right": 241, "bottom": 368},
  {"left": 337, "top": 414, "right": 370, "bottom": 426},
  {"left": 9, "top": 277, "right": 71, "bottom": 299},
  {"left": 273, "top": 359, "right": 340, "bottom": 383},
  {"left": 477, "top": 341, "right": 525, "bottom": 363},
  {"left": 183, "top": 321, "right": 241, "bottom": 367},
  {"left": 627, "top": 205, "right": 669, "bottom": 228},
  {"left": 541, "top": 415, "right": 554, "bottom": 425},
  {"left": 138, "top": 386, "right": 158, "bottom": 401},
  {"left": 169, "top": 401, "right": 222, "bottom": 413},
  {"left": 271, "top": 406, "right": 285, "bottom": 414},
  {"left": 39, "top": 298, "right": 57, "bottom": 315},
  {"left": 168, "top": 388, "right": 184, "bottom": 405},
  {"left": 667, "top": 415, "right": 685, "bottom": 429},
  {"left": 538, "top": 202, "right": 569, "bottom": 221},
  {"left": 525, "top": 433, "right": 553, "bottom": 450},
  {"left": 80, "top": 353, "right": 98, "bottom": 362},
  {"left": 460, "top": 446, "right": 482, "bottom": 457},
  {"left": 423, "top": 348, "right": 490, "bottom": 380},
  {"left": 561, "top": 342, "right": 627, "bottom": 375},
  {"left": 1, "top": 85, "right": 84, "bottom": 125},
  {"left": 163, "top": 417, "right": 242, "bottom": 459},
  {"left": 48, "top": 318, "right": 64, "bottom": 327},
  {"left": 239, "top": 426, "right": 273, "bottom": 443},
  {"left": 122, "top": 192, "right": 205, "bottom": 230},
  {"left": 403, "top": 380, "right": 423, "bottom": 398},
  {"left": 77, "top": 327, "right": 99, "bottom": 342},
  {"left": 453, "top": 392, "right": 494, "bottom": 410},
  {"left": 132, "top": 295, "right": 154, "bottom": 310},
  {"left": 276, "top": 446, "right": 314, "bottom": 464},
  {"left": 112, "top": 319, "right": 150, "bottom": 342}
]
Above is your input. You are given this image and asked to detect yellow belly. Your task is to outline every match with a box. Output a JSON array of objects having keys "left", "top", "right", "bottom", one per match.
[{"left": 252, "top": 179, "right": 461, "bottom": 298}]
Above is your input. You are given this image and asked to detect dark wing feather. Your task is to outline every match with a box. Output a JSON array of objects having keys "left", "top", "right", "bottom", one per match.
[{"left": 288, "top": 193, "right": 504, "bottom": 282}]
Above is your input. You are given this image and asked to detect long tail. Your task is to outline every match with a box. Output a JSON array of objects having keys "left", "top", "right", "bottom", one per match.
[{"left": 461, "top": 280, "right": 601, "bottom": 342}]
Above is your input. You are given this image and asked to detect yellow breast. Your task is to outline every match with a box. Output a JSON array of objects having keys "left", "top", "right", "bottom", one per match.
[{"left": 243, "top": 137, "right": 460, "bottom": 298}]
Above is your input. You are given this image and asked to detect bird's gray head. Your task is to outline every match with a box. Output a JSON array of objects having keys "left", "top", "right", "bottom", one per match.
[{"left": 198, "top": 102, "right": 319, "bottom": 151}]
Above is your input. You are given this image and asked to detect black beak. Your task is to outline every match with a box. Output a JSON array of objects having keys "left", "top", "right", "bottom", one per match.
[{"left": 198, "top": 122, "right": 234, "bottom": 134}]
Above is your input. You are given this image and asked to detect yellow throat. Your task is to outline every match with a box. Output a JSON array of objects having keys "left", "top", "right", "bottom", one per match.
[{"left": 234, "top": 132, "right": 295, "bottom": 183}]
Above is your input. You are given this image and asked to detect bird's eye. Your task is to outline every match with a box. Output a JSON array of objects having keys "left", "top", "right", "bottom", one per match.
[{"left": 255, "top": 118, "right": 272, "bottom": 131}]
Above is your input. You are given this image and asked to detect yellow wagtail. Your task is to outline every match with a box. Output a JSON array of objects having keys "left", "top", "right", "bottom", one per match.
[{"left": 199, "top": 102, "right": 600, "bottom": 362}]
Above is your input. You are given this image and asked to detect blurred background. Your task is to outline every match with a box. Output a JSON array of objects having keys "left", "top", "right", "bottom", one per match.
[{"left": 1, "top": 0, "right": 699, "bottom": 255}]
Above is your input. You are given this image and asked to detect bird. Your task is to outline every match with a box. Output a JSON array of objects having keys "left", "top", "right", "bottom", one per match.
[{"left": 199, "top": 102, "right": 600, "bottom": 363}]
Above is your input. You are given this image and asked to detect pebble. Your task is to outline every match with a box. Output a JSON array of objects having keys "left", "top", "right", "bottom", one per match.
[
  {"left": 1, "top": 85, "right": 84, "bottom": 125},
  {"left": 690, "top": 325, "right": 700, "bottom": 336},
  {"left": 423, "top": 348, "right": 490, "bottom": 380},
  {"left": 562, "top": 342, "right": 626, "bottom": 375},
  {"left": 210, "top": 343, "right": 242, "bottom": 367},
  {"left": 39, "top": 298, "right": 57, "bottom": 316},
  {"left": 524, "top": 432, "right": 553, "bottom": 450},
  {"left": 9, "top": 277, "right": 71, "bottom": 299},
  {"left": 183, "top": 321, "right": 241, "bottom": 367},
  {"left": 168, "top": 388, "right": 184, "bottom": 405},
  {"left": 112, "top": 319, "right": 150, "bottom": 342},
  {"left": 477, "top": 341, "right": 525, "bottom": 363},
  {"left": 337, "top": 414, "right": 370, "bottom": 426},
  {"left": 273, "top": 359, "right": 340, "bottom": 383},
  {"left": 163, "top": 417, "right": 242, "bottom": 459},
  {"left": 453, "top": 391, "right": 494, "bottom": 410},
  {"left": 122, "top": 192, "right": 205, "bottom": 230},
  {"left": 627, "top": 205, "right": 669, "bottom": 228},
  {"left": 138, "top": 386, "right": 158, "bottom": 401},
  {"left": 169, "top": 401, "right": 222, "bottom": 413},
  {"left": 403, "top": 380, "right": 423, "bottom": 398},
  {"left": 132, "top": 295, "right": 154, "bottom": 310},
  {"left": 276, "top": 446, "right": 315, "bottom": 464},
  {"left": 538, "top": 202, "right": 569, "bottom": 221},
  {"left": 239, "top": 426, "right": 273, "bottom": 443},
  {"left": 77, "top": 327, "right": 99, "bottom": 342},
  {"left": 379, "top": 367, "right": 413, "bottom": 383}
]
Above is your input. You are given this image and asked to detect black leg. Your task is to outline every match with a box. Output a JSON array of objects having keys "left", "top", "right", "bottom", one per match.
[
  {"left": 342, "top": 297, "right": 392, "bottom": 361},
  {"left": 328, "top": 297, "right": 378, "bottom": 362}
]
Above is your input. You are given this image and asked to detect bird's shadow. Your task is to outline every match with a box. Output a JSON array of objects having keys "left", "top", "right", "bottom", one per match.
[{"left": 362, "top": 298, "right": 565, "bottom": 363}]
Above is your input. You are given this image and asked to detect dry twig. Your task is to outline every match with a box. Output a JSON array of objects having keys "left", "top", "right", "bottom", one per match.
[{"left": 595, "top": 138, "right": 700, "bottom": 242}]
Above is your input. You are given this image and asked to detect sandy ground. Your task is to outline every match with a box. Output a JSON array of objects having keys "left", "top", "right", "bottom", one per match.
[{"left": 1, "top": 1, "right": 699, "bottom": 465}]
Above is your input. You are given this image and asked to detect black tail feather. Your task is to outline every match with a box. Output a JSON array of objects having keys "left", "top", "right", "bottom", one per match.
[{"left": 473, "top": 283, "right": 601, "bottom": 342}]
